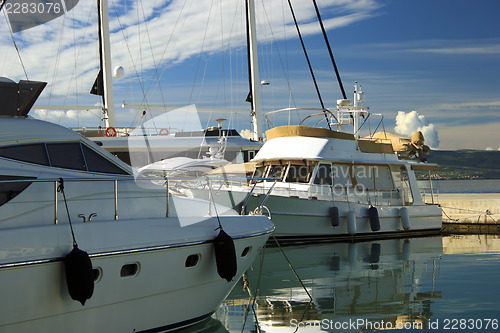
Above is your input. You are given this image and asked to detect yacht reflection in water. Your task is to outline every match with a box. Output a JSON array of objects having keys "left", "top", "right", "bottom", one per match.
[{"left": 216, "top": 237, "right": 443, "bottom": 332}]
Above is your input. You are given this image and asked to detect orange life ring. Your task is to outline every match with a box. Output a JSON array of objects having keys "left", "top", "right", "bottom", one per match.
[
  {"left": 105, "top": 127, "right": 117, "bottom": 137},
  {"left": 159, "top": 128, "right": 169, "bottom": 135}
]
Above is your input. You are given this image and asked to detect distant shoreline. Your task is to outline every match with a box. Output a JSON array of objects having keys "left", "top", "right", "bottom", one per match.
[{"left": 418, "top": 149, "right": 500, "bottom": 180}]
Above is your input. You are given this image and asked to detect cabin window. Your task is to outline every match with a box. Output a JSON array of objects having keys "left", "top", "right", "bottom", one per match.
[
  {"left": 285, "top": 164, "right": 313, "bottom": 183},
  {"left": 373, "top": 166, "right": 393, "bottom": 190},
  {"left": 0, "top": 142, "right": 128, "bottom": 174},
  {"left": 46, "top": 142, "right": 86, "bottom": 171},
  {"left": 332, "top": 164, "right": 353, "bottom": 188},
  {"left": 251, "top": 165, "right": 268, "bottom": 183},
  {"left": 0, "top": 175, "right": 35, "bottom": 206},
  {"left": 353, "top": 165, "right": 375, "bottom": 190},
  {"left": 352, "top": 165, "right": 393, "bottom": 191},
  {"left": 82, "top": 145, "right": 129, "bottom": 175},
  {"left": 313, "top": 164, "right": 333, "bottom": 185},
  {"left": 400, "top": 166, "right": 409, "bottom": 182},
  {"left": 268, "top": 165, "right": 284, "bottom": 180},
  {"left": 241, "top": 246, "right": 252, "bottom": 258},
  {"left": 93, "top": 267, "right": 103, "bottom": 283},
  {"left": 120, "top": 263, "right": 140, "bottom": 278},
  {"left": 185, "top": 254, "right": 200, "bottom": 268},
  {"left": 0, "top": 143, "right": 49, "bottom": 166},
  {"left": 398, "top": 165, "right": 413, "bottom": 204}
]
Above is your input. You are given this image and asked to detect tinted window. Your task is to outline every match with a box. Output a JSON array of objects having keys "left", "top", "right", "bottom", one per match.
[
  {"left": 251, "top": 166, "right": 267, "bottom": 183},
  {"left": 0, "top": 144, "right": 49, "bottom": 165},
  {"left": 0, "top": 175, "right": 35, "bottom": 206},
  {"left": 314, "top": 164, "right": 333, "bottom": 185},
  {"left": 268, "top": 165, "right": 284, "bottom": 180},
  {"left": 82, "top": 145, "right": 129, "bottom": 175},
  {"left": 285, "top": 164, "right": 313, "bottom": 183},
  {"left": 46, "top": 142, "right": 86, "bottom": 171}
]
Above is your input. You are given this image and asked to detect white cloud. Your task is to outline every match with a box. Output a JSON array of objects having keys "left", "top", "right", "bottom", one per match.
[
  {"left": 341, "top": 39, "right": 500, "bottom": 60},
  {"left": 435, "top": 101, "right": 500, "bottom": 109},
  {"left": 394, "top": 111, "right": 439, "bottom": 149},
  {"left": 408, "top": 44, "right": 500, "bottom": 55},
  {"left": 32, "top": 108, "right": 99, "bottom": 123},
  {"left": 0, "top": 0, "right": 381, "bottom": 99}
]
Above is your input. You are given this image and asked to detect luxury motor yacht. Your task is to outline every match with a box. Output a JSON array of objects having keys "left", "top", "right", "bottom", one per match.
[
  {"left": 190, "top": 83, "right": 442, "bottom": 240},
  {"left": 0, "top": 78, "right": 273, "bottom": 332}
]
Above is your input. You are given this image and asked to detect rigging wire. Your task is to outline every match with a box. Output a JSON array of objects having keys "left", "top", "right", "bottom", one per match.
[
  {"left": 189, "top": 0, "right": 215, "bottom": 105},
  {"left": 259, "top": 0, "right": 298, "bottom": 116},
  {"left": 109, "top": 0, "right": 150, "bottom": 125},
  {"left": 2, "top": 10, "right": 29, "bottom": 82},
  {"left": 61, "top": 2, "right": 96, "bottom": 124},
  {"left": 226, "top": 2, "right": 245, "bottom": 116},
  {"left": 221, "top": 0, "right": 244, "bottom": 112},
  {"left": 154, "top": 0, "right": 191, "bottom": 94},
  {"left": 112, "top": 0, "right": 190, "bottom": 129},
  {"left": 136, "top": 0, "right": 143, "bottom": 88},
  {"left": 71, "top": 2, "right": 79, "bottom": 127},
  {"left": 138, "top": 0, "right": 167, "bottom": 109},
  {"left": 52, "top": 14, "right": 68, "bottom": 125},
  {"left": 128, "top": 0, "right": 170, "bottom": 132},
  {"left": 219, "top": 0, "right": 226, "bottom": 110},
  {"left": 312, "top": 0, "right": 347, "bottom": 99},
  {"left": 286, "top": 0, "right": 331, "bottom": 130}
]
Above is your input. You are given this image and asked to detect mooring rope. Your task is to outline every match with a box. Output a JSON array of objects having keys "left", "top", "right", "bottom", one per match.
[
  {"left": 441, "top": 205, "right": 497, "bottom": 223},
  {"left": 57, "top": 178, "right": 78, "bottom": 248}
]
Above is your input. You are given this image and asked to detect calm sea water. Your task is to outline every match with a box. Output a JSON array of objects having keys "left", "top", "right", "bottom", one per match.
[
  {"left": 183, "top": 180, "right": 500, "bottom": 332},
  {"left": 185, "top": 235, "right": 500, "bottom": 332}
]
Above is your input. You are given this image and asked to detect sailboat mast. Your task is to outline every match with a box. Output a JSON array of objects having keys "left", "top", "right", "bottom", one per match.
[
  {"left": 246, "top": 0, "right": 262, "bottom": 141},
  {"left": 98, "top": 0, "right": 116, "bottom": 128}
]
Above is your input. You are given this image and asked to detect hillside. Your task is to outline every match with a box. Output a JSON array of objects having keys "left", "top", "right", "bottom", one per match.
[{"left": 418, "top": 150, "right": 500, "bottom": 179}]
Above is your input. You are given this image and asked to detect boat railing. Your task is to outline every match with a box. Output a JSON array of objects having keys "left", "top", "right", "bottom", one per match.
[
  {"left": 263, "top": 107, "right": 389, "bottom": 141},
  {"left": 0, "top": 176, "right": 255, "bottom": 224},
  {"left": 264, "top": 107, "right": 338, "bottom": 129},
  {"left": 333, "top": 106, "right": 387, "bottom": 139},
  {"left": 419, "top": 186, "right": 440, "bottom": 205},
  {"left": 70, "top": 126, "right": 183, "bottom": 137},
  {"left": 201, "top": 175, "right": 416, "bottom": 207}
]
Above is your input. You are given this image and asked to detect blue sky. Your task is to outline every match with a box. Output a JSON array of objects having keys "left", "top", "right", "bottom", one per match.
[{"left": 1, "top": 0, "right": 499, "bottom": 150}]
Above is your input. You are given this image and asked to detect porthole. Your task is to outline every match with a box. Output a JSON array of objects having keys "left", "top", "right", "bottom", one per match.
[
  {"left": 120, "top": 263, "right": 139, "bottom": 278},
  {"left": 185, "top": 254, "right": 200, "bottom": 268},
  {"left": 92, "top": 267, "right": 102, "bottom": 283},
  {"left": 241, "top": 246, "right": 252, "bottom": 258}
]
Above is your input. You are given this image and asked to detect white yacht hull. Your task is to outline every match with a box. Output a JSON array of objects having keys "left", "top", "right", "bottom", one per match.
[
  {"left": 254, "top": 194, "right": 441, "bottom": 240},
  {"left": 0, "top": 218, "right": 272, "bottom": 333},
  {"left": 191, "top": 190, "right": 441, "bottom": 240}
]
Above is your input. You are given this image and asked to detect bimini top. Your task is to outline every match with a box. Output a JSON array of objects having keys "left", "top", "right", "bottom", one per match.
[{"left": 258, "top": 125, "right": 395, "bottom": 161}]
